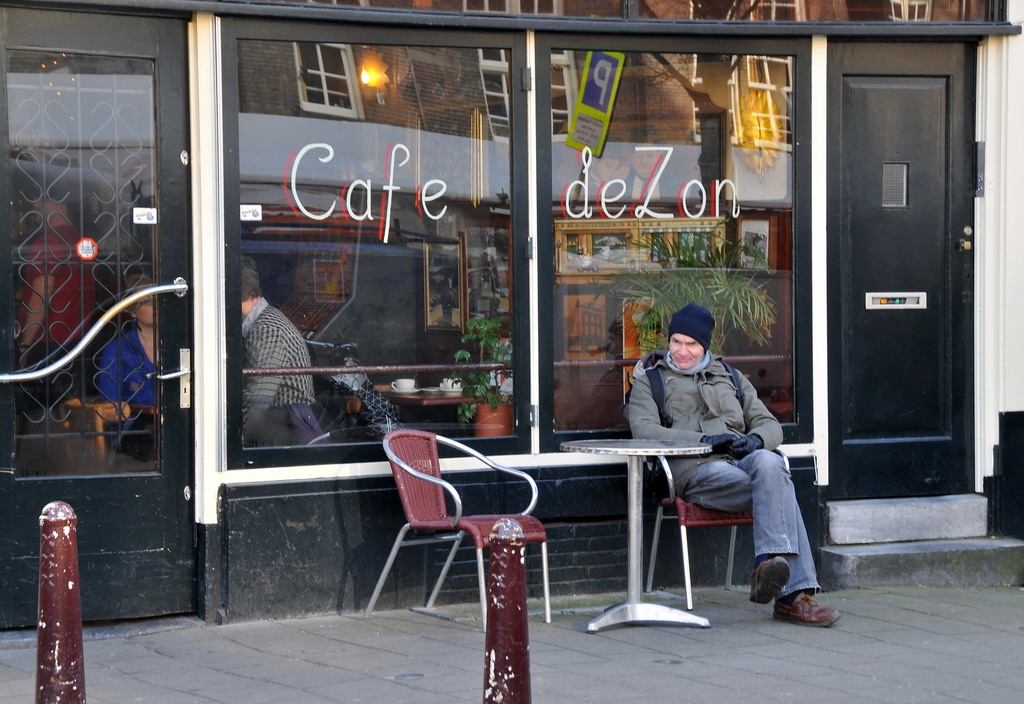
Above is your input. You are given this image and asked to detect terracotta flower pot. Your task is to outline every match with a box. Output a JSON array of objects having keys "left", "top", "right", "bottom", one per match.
[{"left": 473, "top": 402, "right": 513, "bottom": 437}]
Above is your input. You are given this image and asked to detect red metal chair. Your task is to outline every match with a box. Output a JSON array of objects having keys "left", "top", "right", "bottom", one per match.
[
  {"left": 364, "top": 429, "right": 551, "bottom": 626},
  {"left": 644, "top": 455, "right": 755, "bottom": 610}
]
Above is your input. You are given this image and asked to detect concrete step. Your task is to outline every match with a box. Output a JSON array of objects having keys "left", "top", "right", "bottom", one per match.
[
  {"left": 819, "top": 537, "right": 1024, "bottom": 591},
  {"left": 827, "top": 494, "right": 987, "bottom": 545}
]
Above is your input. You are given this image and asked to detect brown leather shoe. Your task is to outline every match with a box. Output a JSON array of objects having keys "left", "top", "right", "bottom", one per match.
[
  {"left": 773, "top": 592, "right": 840, "bottom": 627},
  {"left": 749, "top": 556, "right": 790, "bottom": 603}
]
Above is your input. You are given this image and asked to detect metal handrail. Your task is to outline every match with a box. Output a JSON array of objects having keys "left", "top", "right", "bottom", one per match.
[{"left": 0, "top": 277, "right": 188, "bottom": 384}]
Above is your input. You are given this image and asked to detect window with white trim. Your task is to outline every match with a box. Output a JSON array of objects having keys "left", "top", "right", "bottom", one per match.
[{"left": 294, "top": 43, "right": 364, "bottom": 119}]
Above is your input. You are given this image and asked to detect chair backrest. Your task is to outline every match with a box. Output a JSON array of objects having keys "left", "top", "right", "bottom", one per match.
[{"left": 383, "top": 429, "right": 451, "bottom": 523}]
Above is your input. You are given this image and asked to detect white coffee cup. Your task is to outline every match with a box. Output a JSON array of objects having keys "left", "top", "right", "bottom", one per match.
[
  {"left": 439, "top": 378, "right": 462, "bottom": 392},
  {"left": 391, "top": 378, "right": 416, "bottom": 392}
]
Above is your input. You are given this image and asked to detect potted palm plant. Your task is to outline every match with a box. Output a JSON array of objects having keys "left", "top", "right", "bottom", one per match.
[
  {"left": 618, "top": 229, "right": 777, "bottom": 355},
  {"left": 452, "top": 317, "right": 513, "bottom": 436}
]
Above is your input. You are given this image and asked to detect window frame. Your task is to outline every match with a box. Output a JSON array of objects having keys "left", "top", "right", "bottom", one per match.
[
  {"left": 294, "top": 42, "right": 365, "bottom": 120},
  {"left": 222, "top": 19, "right": 530, "bottom": 469},
  {"left": 532, "top": 34, "right": 815, "bottom": 453}
]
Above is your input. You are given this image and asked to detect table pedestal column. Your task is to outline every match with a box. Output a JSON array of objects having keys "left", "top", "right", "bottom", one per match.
[{"left": 586, "top": 456, "right": 710, "bottom": 632}]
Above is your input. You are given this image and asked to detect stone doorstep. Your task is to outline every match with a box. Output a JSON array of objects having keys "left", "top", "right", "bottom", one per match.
[
  {"left": 827, "top": 494, "right": 988, "bottom": 545},
  {"left": 818, "top": 537, "right": 1024, "bottom": 591}
]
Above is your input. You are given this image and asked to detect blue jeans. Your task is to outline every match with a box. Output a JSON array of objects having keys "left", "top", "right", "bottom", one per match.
[{"left": 680, "top": 449, "right": 819, "bottom": 596}]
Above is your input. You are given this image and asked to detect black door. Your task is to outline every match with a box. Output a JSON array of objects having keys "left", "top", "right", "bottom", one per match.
[
  {"left": 0, "top": 8, "right": 193, "bottom": 628},
  {"left": 827, "top": 43, "right": 974, "bottom": 499}
]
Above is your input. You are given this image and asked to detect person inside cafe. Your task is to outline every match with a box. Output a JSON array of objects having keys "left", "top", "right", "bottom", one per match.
[
  {"left": 95, "top": 274, "right": 158, "bottom": 461},
  {"left": 240, "top": 255, "right": 322, "bottom": 446},
  {"left": 628, "top": 303, "right": 840, "bottom": 627},
  {"left": 16, "top": 198, "right": 96, "bottom": 372}
]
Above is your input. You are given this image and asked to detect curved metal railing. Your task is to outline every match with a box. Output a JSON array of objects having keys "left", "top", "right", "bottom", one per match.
[{"left": 0, "top": 277, "right": 188, "bottom": 384}]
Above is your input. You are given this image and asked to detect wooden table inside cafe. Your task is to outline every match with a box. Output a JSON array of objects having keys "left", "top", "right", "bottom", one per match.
[{"left": 381, "top": 387, "right": 473, "bottom": 406}]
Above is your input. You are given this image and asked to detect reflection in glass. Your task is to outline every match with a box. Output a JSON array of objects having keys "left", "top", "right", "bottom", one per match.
[
  {"left": 641, "top": 0, "right": 988, "bottom": 21},
  {"left": 234, "top": 0, "right": 622, "bottom": 19},
  {"left": 8, "top": 51, "right": 160, "bottom": 476},
  {"left": 551, "top": 50, "right": 795, "bottom": 433},
  {"left": 225, "top": 0, "right": 992, "bottom": 21},
  {"left": 236, "top": 41, "right": 514, "bottom": 448}
]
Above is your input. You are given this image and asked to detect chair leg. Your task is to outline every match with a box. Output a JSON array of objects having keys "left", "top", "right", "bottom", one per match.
[
  {"left": 476, "top": 546, "right": 487, "bottom": 629},
  {"left": 645, "top": 504, "right": 665, "bottom": 593},
  {"left": 426, "top": 531, "right": 466, "bottom": 609},
  {"left": 364, "top": 524, "right": 412, "bottom": 618},
  {"left": 679, "top": 524, "right": 693, "bottom": 611},
  {"left": 725, "top": 525, "right": 738, "bottom": 591},
  {"left": 540, "top": 541, "right": 551, "bottom": 624}
]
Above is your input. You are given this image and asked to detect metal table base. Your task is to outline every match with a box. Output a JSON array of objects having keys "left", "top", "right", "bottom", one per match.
[
  {"left": 560, "top": 440, "right": 713, "bottom": 632},
  {"left": 586, "top": 601, "right": 709, "bottom": 632}
]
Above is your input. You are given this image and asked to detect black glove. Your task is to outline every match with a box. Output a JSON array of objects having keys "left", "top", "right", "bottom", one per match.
[
  {"left": 728, "top": 434, "right": 763, "bottom": 458},
  {"left": 701, "top": 433, "right": 739, "bottom": 453}
]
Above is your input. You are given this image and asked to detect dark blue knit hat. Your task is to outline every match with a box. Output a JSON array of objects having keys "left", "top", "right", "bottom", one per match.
[{"left": 668, "top": 304, "right": 715, "bottom": 351}]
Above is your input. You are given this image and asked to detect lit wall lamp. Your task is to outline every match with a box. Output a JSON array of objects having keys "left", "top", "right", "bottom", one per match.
[{"left": 359, "top": 51, "right": 390, "bottom": 104}]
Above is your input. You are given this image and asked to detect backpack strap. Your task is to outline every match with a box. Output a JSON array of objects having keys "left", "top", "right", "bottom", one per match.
[
  {"left": 720, "top": 359, "right": 745, "bottom": 406},
  {"left": 638, "top": 354, "right": 743, "bottom": 429},
  {"left": 647, "top": 368, "right": 674, "bottom": 428}
]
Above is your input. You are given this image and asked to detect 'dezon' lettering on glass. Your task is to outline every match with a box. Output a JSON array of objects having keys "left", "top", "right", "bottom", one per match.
[
  {"left": 631, "top": 145, "right": 673, "bottom": 220},
  {"left": 560, "top": 146, "right": 741, "bottom": 221}
]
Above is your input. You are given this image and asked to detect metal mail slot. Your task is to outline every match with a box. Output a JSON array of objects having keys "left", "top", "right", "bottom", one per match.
[{"left": 865, "top": 292, "right": 927, "bottom": 310}]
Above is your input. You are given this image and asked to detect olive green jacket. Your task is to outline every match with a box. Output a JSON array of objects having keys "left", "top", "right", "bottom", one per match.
[{"left": 627, "top": 354, "right": 783, "bottom": 491}]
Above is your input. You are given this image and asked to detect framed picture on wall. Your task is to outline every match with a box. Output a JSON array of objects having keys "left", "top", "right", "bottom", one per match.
[
  {"left": 554, "top": 219, "right": 641, "bottom": 274},
  {"left": 637, "top": 217, "right": 726, "bottom": 267},
  {"left": 563, "top": 293, "right": 607, "bottom": 360},
  {"left": 465, "top": 226, "right": 511, "bottom": 323},
  {"left": 739, "top": 217, "right": 771, "bottom": 268},
  {"left": 424, "top": 235, "right": 466, "bottom": 332}
]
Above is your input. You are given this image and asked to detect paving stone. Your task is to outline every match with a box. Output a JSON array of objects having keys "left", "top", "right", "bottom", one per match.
[{"left": 2, "top": 586, "right": 1023, "bottom": 704}]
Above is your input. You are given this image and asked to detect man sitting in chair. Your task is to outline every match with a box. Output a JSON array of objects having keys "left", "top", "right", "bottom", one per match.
[
  {"left": 627, "top": 303, "right": 839, "bottom": 627},
  {"left": 240, "top": 256, "right": 322, "bottom": 447}
]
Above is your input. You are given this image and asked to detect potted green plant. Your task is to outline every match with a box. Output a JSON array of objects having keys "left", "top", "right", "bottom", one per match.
[
  {"left": 618, "top": 229, "right": 777, "bottom": 354},
  {"left": 452, "top": 317, "right": 513, "bottom": 436}
]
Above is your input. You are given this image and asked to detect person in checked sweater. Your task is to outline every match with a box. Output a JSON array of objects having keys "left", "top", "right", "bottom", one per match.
[{"left": 240, "top": 256, "right": 321, "bottom": 447}]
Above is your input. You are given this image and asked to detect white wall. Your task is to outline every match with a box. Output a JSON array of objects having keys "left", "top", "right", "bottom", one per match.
[{"left": 978, "top": 5, "right": 1024, "bottom": 489}]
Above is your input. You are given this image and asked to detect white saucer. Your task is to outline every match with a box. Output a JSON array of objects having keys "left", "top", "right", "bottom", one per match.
[{"left": 391, "top": 387, "right": 419, "bottom": 394}]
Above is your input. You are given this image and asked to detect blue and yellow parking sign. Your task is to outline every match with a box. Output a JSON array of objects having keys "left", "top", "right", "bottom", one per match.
[{"left": 566, "top": 51, "right": 625, "bottom": 158}]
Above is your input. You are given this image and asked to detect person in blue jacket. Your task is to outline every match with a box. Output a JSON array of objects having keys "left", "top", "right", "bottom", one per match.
[{"left": 96, "top": 275, "right": 157, "bottom": 461}]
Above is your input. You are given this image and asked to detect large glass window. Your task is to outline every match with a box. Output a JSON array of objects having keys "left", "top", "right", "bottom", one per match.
[
  {"left": 641, "top": 0, "right": 989, "bottom": 21},
  {"left": 550, "top": 49, "right": 795, "bottom": 432},
  {"left": 227, "top": 0, "right": 996, "bottom": 22},
  {"left": 233, "top": 0, "right": 622, "bottom": 19},
  {"left": 235, "top": 40, "right": 515, "bottom": 451}
]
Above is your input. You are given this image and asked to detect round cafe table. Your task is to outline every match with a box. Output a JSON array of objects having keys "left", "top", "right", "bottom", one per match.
[{"left": 560, "top": 438, "right": 712, "bottom": 632}]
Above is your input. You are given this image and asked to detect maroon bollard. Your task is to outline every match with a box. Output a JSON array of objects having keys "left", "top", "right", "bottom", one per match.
[
  {"left": 483, "top": 517, "right": 531, "bottom": 704},
  {"left": 36, "top": 501, "right": 86, "bottom": 704}
]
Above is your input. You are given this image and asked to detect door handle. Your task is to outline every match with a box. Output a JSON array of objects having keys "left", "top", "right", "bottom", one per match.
[
  {"left": 156, "top": 349, "right": 191, "bottom": 409},
  {"left": 156, "top": 369, "right": 191, "bottom": 380},
  {"left": 0, "top": 277, "right": 188, "bottom": 383}
]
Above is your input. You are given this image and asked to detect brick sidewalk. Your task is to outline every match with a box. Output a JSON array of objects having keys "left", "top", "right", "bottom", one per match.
[{"left": 2, "top": 585, "right": 1023, "bottom": 704}]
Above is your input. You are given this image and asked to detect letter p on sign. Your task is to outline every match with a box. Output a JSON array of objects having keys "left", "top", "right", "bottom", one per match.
[{"left": 567, "top": 51, "right": 624, "bottom": 158}]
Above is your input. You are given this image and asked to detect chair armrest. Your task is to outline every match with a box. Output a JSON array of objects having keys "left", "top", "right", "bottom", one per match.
[
  {"left": 382, "top": 438, "right": 465, "bottom": 528},
  {"left": 654, "top": 455, "right": 677, "bottom": 502},
  {"left": 435, "top": 435, "right": 540, "bottom": 517}
]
